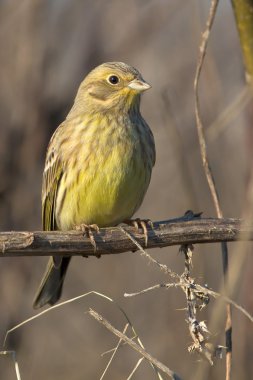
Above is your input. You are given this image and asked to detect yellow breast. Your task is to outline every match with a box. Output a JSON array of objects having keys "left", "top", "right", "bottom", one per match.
[{"left": 55, "top": 115, "right": 154, "bottom": 230}]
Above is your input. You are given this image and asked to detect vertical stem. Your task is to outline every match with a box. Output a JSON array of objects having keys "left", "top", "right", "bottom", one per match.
[{"left": 193, "top": 1, "right": 232, "bottom": 378}]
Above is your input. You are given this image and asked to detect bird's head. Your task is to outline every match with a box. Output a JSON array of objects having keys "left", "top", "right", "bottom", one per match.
[{"left": 71, "top": 62, "right": 151, "bottom": 115}]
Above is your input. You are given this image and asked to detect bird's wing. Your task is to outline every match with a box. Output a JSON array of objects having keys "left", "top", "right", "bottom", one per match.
[{"left": 42, "top": 130, "right": 64, "bottom": 232}]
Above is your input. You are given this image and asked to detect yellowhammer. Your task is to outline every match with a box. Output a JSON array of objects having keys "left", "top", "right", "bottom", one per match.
[{"left": 33, "top": 62, "right": 156, "bottom": 309}]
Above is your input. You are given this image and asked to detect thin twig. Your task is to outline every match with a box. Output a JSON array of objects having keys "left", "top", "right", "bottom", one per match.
[
  {"left": 121, "top": 227, "right": 253, "bottom": 324},
  {"left": 100, "top": 323, "right": 129, "bottom": 380},
  {"left": 125, "top": 282, "right": 253, "bottom": 323},
  {"left": 125, "top": 283, "right": 179, "bottom": 297},
  {"left": 193, "top": 0, "right": 232, "bottom": 378},
  {"left": 88, "top": 308, "right": 182, "bottom": 380},
  {"left": 3, "top": 289, "right": 166, "bottom": 379},
  {"left": 121, "top": 227, "right": 253, "bottom": 373},
  {"left": 126, "top": 358, "right": 144, "bottom": 380},
  {"left": 122, "top": 227, "right": 216, "bottom": 362},
  {"left": 194, "top": 0, "right": 221, "bottom": 217},
  {"left": 0, "top": 351, "right": 22, "bottom": 380},
  {"left": 119, "top": 226, "right": 181, "bottom": 280},
  {"left": 3, "top": 290, "right": 136, "bottom": 348}
]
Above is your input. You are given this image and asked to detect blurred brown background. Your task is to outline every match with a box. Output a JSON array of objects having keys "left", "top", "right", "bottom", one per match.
[{"left": 0, "top": 0, "right": 252, "bottom": 379}]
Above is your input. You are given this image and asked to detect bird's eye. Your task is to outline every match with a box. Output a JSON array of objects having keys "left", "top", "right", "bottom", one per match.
[{"left": 108, "top": 75, "right": 120, "bottom": 85}]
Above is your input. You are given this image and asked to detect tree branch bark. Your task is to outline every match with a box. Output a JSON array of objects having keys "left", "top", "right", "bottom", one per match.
[{"left": 0, "top": 217, "right": 251, "bottom": 257}]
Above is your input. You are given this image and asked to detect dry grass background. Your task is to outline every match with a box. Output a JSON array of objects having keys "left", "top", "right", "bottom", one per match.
[{"left": 0, "top": 0, "right": 252, "bottom": 379}]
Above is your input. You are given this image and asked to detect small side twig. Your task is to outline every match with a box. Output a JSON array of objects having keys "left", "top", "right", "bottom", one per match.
[
  {"left": 119, "top": 226, "right": 180, "bottom": 280},
  {"left": 125, "top": 281, "right": 253, "bottom": 325}
]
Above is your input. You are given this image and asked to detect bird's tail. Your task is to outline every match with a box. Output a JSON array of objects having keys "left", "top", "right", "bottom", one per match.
[{"left": 33, "top": 257, "right": 71, "bottom": 309}]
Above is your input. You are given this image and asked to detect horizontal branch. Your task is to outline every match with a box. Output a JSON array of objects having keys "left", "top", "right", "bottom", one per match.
[{"left": 0, "top": 216, "right": 251, "bottom": 257}]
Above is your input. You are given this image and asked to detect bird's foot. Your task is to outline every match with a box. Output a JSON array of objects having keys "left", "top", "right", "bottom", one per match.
[
  {"left": 124, "top": 218, "right": 153, "bottom": 247},
  {"left": 75, "top": 224, "right": 100, "bottom": 257}
]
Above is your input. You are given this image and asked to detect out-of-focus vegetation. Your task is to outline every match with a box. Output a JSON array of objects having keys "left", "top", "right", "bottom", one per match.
[{"left": 0, "top": 1, "right": 252, "bottom": 379}]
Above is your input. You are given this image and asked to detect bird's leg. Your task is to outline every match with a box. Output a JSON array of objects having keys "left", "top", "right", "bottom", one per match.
[
  {"left": 75, "top": 224, "right": 100, "bottom": 258},
  {"left": 123, "top": 218, "right": 153, "bottom": 247}
]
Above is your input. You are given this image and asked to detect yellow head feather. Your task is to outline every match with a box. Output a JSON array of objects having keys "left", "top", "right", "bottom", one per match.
[{"left": 67, "top": 62, "right": 151, "bottom": 118}]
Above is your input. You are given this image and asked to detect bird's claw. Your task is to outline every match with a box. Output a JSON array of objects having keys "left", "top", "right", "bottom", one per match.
[
  {"left": 75, "top": 223, "right": 100, "bottom": 257},
  {"left": 124, "top": 218, "right": 153, "bottom": 247}
]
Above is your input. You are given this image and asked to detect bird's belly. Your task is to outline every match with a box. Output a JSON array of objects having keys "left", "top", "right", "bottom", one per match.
[{"left": 56, "top": 146, "right": 151, "bottom": 230}]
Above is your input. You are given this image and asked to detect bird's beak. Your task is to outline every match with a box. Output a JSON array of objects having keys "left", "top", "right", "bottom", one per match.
[{"left": 128, "top": 78, "right": 151, "bottom": 92}]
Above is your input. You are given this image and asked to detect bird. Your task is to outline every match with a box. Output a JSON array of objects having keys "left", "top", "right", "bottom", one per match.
[{"left": 33, "top": 62, "right": 156, "bottom": 309}]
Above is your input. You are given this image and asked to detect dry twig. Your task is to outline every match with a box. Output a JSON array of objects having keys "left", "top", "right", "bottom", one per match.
[
  {"left": 125, "top": 281, "right": 253, "bottom": 325},
  {"left": 0, "top": 350, "right": 21, "bottom": 380},
  {"left": 193, "top": 0, "right": 232, "bottom": 378},
  {"left": 121, "top": 224, "right": 252, "bottom": 371},
  {"left": 99, "top": 323, "right": 129, "bottom": 380},
  {"left": 121, "top": 229, "right": 221, "bottom": 364},
  {"left": 88, "top": 308, "right": 182, "bottom": 380},
  {"left": 3, "top": 290, "right": 164, "bottom": 379},
  {"left": 180, "top": 245, "right": 213, "bottom": 364},
  {"left": 126, "top": 358, "right": 145, "bottom": 380}
]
